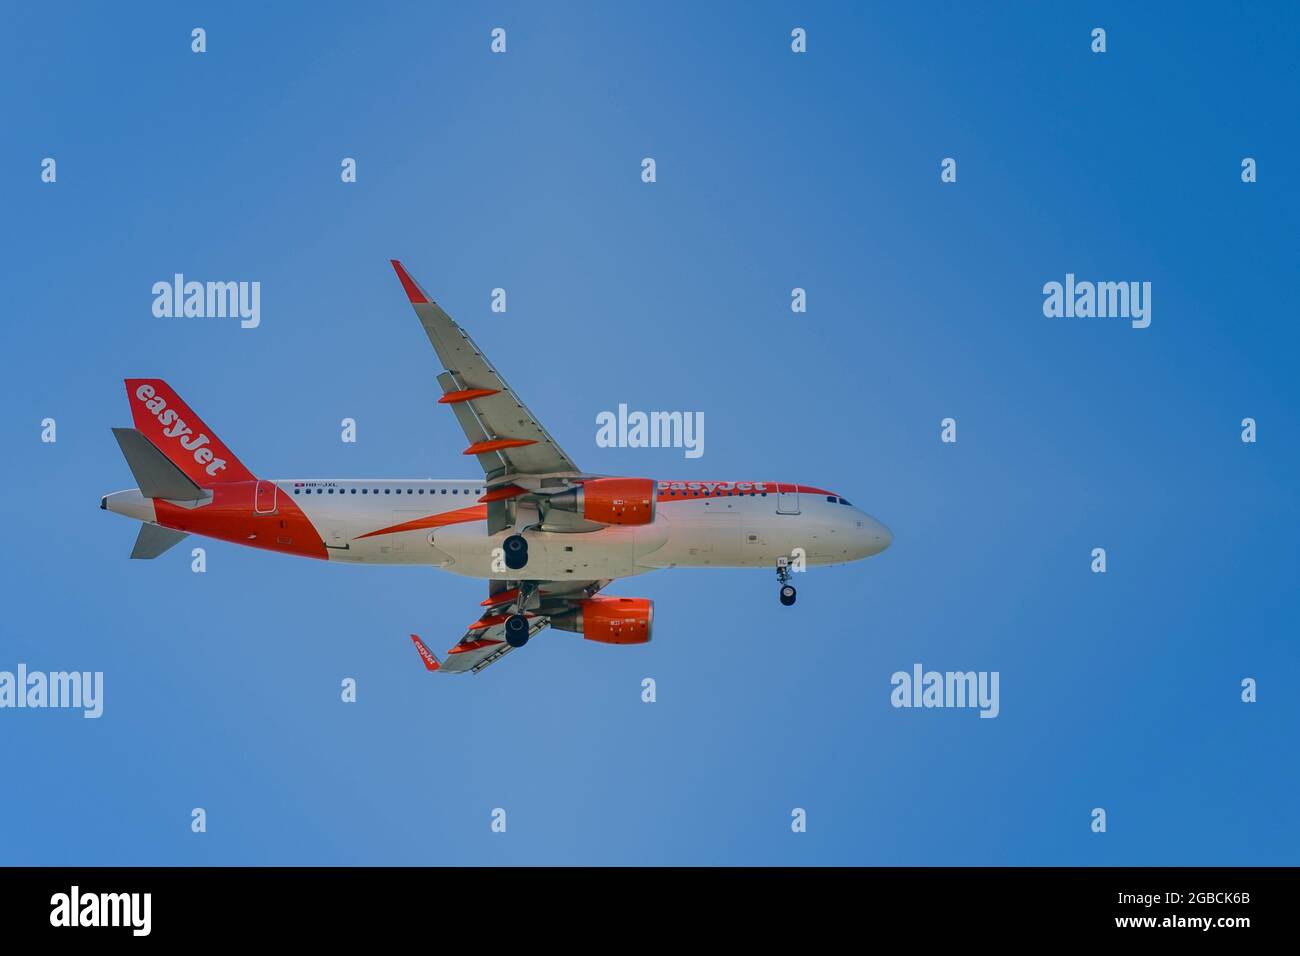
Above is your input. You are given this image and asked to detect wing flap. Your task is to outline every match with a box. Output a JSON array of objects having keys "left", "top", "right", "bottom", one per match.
[
  {"left": 437, "top": 621, "right": 536, "bottom": 675},
  {"left": 413, "top": 580, "right": 609, "bottom": 676}
]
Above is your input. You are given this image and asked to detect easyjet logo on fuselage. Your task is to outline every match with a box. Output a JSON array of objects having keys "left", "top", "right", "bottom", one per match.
[
  {"left": 134, "top": 384, "right": 228, "bottom": 477},
  {"left": 658, "top": 480, "right": 769, "bottom": 495}
]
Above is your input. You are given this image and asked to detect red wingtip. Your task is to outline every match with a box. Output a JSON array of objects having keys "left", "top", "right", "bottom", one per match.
[
  {"left": 410, "top": 634, "right": 440, "bottom": 671},
  {"left": 390, "top": 259, "right": 430, "bottom": 304}
]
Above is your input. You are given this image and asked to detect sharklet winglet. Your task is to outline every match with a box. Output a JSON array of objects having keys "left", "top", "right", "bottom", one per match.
[
  {"left": 411, "top": 634, "right": 441, "bottom": 672},
  {"left": 390, "top": 260, "right": 430, "bottom": 304}
]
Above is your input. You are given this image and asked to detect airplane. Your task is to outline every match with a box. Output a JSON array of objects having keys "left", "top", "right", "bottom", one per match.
[{"left": 102, "top": 260, "right": 892, "bottom": 674}]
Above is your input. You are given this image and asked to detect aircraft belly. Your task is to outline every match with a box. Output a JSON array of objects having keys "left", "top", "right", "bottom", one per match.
[
  {"left": 645, "top": 511, "right": 807, "bottom": 568},
  {"left": 431, "top": 523, "right": 648, "bottom": 580}
]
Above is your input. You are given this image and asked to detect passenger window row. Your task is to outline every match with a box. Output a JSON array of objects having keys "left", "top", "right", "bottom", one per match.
[{"left": 291, "top": 487, "right": 484, "bottom": 496}]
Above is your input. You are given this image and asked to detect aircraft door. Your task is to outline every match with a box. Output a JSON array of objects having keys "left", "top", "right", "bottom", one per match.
[{"left": 254, "top": 480, "right": 278, "bottom": 514}]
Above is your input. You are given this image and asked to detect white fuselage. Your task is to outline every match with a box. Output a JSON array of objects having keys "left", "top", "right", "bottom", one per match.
[{"left": 278, "top": 479, "right": 892, "bottom": 577}]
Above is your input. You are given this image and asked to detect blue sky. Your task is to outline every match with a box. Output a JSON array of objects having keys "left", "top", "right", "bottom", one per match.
[{"left": 2, "top": 2, "right": 1297, "bottom": 865}]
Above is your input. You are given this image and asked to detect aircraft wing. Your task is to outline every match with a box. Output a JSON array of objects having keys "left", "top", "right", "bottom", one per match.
[
  {"left": 390, "top": 260, "right": 580, "bottom": 487},
  {"left": 411, "top": 579, "right": 608, "bottom": 676},
  {"left": 410, "top": 617, "right": 545, "bottom": 675}
]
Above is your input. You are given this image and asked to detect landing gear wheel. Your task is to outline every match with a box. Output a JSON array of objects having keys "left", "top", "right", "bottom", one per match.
[
  {"left": 503, "top": 534, "right": 528, "bottom": 571},
  {"left": 504, "top": 614, "right": 530, "bottom": 647},
  {"left": 775, "top": 559, "right": 796, "bottom": 605}
]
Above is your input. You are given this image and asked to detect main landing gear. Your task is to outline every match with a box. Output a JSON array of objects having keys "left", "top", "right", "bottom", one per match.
[
  {"left": 776, "top": 559, "right": 797, "bottom": 606},
  {"left": 505, "top": 583, "right": 538, "bottom": 648},
  {"left": 503, "top": 534, "right": 528, "bottom": 570},
  {"left": 505, "top": 613, "right": 530, "bottom": 647}
]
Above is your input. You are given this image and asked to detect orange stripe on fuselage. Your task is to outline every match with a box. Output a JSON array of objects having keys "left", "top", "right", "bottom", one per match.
[
  {"left": 352, "top": 482, "right": 831, "bottom": 542},
  {"left": 355, "top": 504, "right": 487, "bottom": 540}
]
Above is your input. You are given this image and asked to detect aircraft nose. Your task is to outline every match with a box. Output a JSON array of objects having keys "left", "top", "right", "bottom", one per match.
[{"left": 857, "top": 514, "right": 892, "bottom": 556}]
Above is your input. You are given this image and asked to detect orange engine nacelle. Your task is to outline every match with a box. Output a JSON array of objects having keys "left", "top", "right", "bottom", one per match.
[
  {"left": 550, "top": 597, "right": 654, "bottom": 645},
  {"left": 547, "top": 477, "right": 657, "bottom": 526}
]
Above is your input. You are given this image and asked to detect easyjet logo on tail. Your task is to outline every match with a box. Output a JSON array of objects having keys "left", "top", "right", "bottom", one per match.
[{"left": 134, "top": 383, "right": 229, "bottom": 477}]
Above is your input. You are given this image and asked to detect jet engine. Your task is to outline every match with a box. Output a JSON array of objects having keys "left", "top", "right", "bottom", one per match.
[
  {"left": 546, "top": 478, "right": 657, "bottom": 526},
  {"left": 550, "top": 596, "right": 653, "bottom": 645}
]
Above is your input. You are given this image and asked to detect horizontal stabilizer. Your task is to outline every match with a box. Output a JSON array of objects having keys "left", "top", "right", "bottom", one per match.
[
  {"left": 112, "top": 427, "right": 208, "bottom": 501},
  {"left": 131, "top": 523, "right": 189, "bottom": 559}
]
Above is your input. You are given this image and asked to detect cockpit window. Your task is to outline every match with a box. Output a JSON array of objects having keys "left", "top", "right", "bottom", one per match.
[
  {"left": 839, "top": 498, "right": 852, "bottom": 506},
  {"left": 826, "top": 496, "right": 836, "bottom": 503}
]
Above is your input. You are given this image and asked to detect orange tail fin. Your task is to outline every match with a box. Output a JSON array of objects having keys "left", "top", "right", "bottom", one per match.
[{"left": 123, "top": 379, "right": 254, "bottom": 485}]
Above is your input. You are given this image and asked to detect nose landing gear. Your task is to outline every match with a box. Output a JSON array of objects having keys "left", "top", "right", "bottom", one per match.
[{"left": 776, "top": 558, "right": 797, "bottom": 606}]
